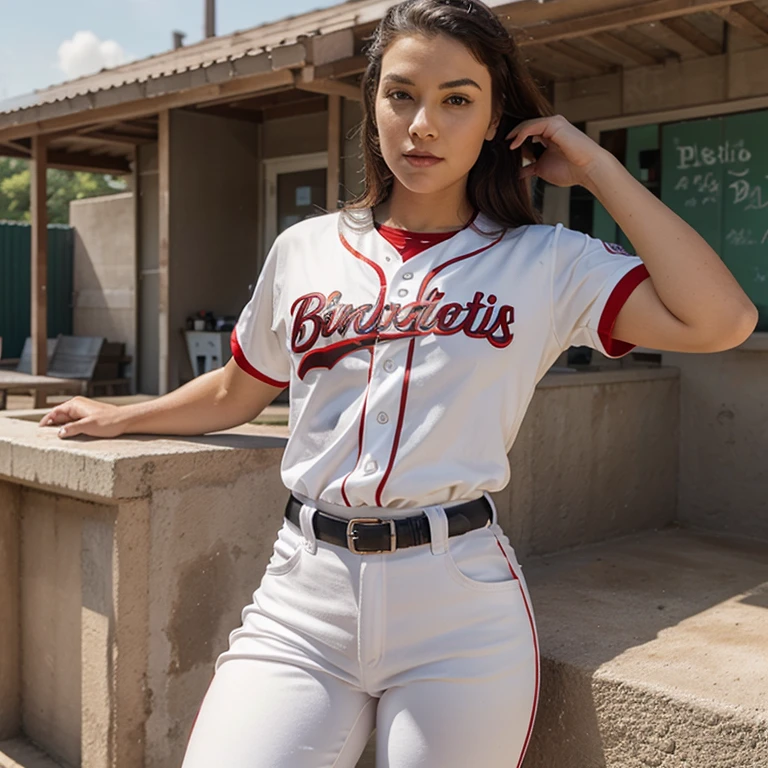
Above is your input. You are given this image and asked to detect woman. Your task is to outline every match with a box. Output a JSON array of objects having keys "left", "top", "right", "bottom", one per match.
[{"left": 40, "top": 1, "right": 757, "bottom": 766}]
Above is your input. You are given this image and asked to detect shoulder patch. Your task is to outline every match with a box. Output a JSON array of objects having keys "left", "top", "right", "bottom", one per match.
[{"left": 602, "top": 240, "right": 633, "bottom": 256}]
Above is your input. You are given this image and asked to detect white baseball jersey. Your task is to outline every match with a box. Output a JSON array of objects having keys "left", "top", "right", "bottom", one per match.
[{"left": 231, "top": 207, "right": 649, "bottom": 510}]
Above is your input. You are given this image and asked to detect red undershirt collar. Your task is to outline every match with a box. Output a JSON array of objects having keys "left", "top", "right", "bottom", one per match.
[{"left": 373, "top": 210, "right": 479, "bottom": 262}]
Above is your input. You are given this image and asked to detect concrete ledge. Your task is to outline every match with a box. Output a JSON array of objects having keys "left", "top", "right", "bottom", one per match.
[
  {"left": 521, "top": 526, "right": 768, "bottom": 767},
  {"left": 0, "top": 415, "right": 289, "bottom": 502},
  {"left": 537, "top": 365, "right": 678, "bottom": 389}
]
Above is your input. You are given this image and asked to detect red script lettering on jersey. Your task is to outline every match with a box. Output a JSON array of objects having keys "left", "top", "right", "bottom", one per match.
[{"left": 291, "top": 288, "right": 515, "bottom": 378}]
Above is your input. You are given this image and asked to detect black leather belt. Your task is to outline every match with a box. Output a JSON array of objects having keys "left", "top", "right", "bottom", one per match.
[{"left": 285, "top": 493, "right": 492, "bottom": 554}]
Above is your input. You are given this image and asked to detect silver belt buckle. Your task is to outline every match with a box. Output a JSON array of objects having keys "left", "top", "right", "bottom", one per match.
[{"left": 346, "top": 518, "right": 396, "bottom": 554}]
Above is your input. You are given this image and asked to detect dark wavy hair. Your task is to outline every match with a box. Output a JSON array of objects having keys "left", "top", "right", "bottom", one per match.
[{"left": 340, "top": 0, "right": 554, "bottom": 232}]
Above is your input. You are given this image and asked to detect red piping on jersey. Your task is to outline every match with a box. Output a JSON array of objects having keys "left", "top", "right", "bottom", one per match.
[
  {"left": 415, "top": 231, "right": 506, "bottom": 302},
  {"left": 375, "top": 230, "right": 506, "bottom": 506},
  {"left": 230, "top": 328, "right": 289, "bottom": 388},
  {"left": 341, "top": 349, "right": 375, "bottom": 506},
  {"left": 493, "top": 536, "right": 540, "bottom": 768},
  {"left": 597, "top": 263, "right": 650, "bottom": 357},
  {"left": 337, "top": 232, "right": 388, "bottom": 505},
  {"left": 375, "top": 337, "right": 416, "bottom": 507}
]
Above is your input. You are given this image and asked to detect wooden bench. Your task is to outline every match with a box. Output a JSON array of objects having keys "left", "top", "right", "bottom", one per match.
[{"left": 0, "top": 335, "right": 132, "bottom": 409}]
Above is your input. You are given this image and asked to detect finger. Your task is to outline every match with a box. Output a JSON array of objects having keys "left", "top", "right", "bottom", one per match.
[
  {"left": 40, "top": 401, "right": 81, "bottom": 428},
  {"left": 506, "top": 116, "right": 553, "bottom": 146},
  {"left": 58, "top": 418, "right": 89, "bottom": 439}
]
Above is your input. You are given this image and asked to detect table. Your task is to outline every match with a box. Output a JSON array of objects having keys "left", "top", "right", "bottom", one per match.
[{"left": 0, "top": 371, "right": 85, "bottom": 410}]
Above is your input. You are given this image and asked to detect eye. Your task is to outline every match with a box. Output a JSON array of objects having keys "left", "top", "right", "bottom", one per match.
[
  {"left": 386, "top": 90, "right": 411, "bottom": 100},
  {"left": 446, "top": 95, "right": 471, "bottom": 106}
]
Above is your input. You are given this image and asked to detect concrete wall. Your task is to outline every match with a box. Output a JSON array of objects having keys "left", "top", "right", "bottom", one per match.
[
  {"left": 661, "top": 348, "right": 768, "bottom": 542},
  {"left": 168, "top": 110, "right": 261, "bottom": 391},
  {"left": 70, "top": 192, "right": 136, "bottom": 389},
  {"left": 137, "top": 143, "right": 160, "bottom": 397}
]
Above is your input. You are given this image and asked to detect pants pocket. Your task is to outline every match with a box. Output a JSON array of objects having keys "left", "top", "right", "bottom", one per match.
[
  {"left": 443, "top": 525, "right": 522, "bottom": 593},
  {"left": 264, "top": 519, "right": 305, "bottom": 576}
]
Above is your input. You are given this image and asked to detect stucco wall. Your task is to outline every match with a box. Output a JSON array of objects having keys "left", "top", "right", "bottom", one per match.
[{"left": 168, "top": 110, "right": 262, "bottom": 391}]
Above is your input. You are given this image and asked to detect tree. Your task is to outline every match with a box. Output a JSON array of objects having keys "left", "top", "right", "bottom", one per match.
[{"left": 0, "top": 157, "right": 127, "bottom": 225}]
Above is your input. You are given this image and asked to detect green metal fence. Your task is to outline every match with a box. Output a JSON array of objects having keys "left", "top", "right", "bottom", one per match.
[{"left": 0, "top": 221, "right": 74, "bottom": 359}]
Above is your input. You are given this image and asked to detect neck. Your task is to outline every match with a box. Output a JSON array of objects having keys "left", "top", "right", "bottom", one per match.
[{"left": 374, "top": 179, "right": 474, "bottom": 232}]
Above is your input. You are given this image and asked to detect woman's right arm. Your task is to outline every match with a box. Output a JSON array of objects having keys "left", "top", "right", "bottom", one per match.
[{"left": 38, "top": 357, "right": 286, "bottom": 439}]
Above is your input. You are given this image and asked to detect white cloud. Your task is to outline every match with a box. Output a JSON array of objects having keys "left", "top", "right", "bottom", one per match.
[{"left": 57, "top": 31, "right": 132, "bottom": 80}]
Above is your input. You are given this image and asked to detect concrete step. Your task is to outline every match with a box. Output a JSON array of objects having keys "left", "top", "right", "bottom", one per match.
[
  {"left": 357, "top": 526, "right": 768, "bottom": 767},
  {"left": 0, "top": 739, "right": 62, "bottom": 768}
]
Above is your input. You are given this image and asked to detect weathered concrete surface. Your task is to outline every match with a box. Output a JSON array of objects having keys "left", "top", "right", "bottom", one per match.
[
  {"left": 500, "top": 366, "right": 679, "bottom": 559},
  {"left": 0, "top": 739, "right": 63, "bottom": 768},
  {"left": 0, "top": 413, "right": 289, "bottom": 503},
  {"left": 0, "top": 482, "right": 20, "bottom": 740},
  {"left": 663, "top": 348, "right": 768, "bottom": 543},
  {"left": 522, "top": 527, "right": 768, "bottom": 768},
  {"left": 0, "top": 367, "right": 683, "bottom": 768}
]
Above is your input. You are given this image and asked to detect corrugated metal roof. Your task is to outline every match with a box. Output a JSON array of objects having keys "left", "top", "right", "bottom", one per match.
[
  {"left": 0, "top": 0, "right": 526, "bottom": 132},
  {"left": 0, "top": 0, "right": 386, "bottom": 118}
]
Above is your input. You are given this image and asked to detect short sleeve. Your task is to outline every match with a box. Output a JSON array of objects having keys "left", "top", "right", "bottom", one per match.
[
  {"left": 551, "top": 223, "right": 650, "bottom": 358},
  {"left": 230, "top": 240, "right": 290, "bottom": 388}
]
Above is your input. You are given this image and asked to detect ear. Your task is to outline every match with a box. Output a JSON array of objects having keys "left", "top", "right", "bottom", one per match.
[{"left": 485, "top": 110, "right": 502, "bottom": 142}]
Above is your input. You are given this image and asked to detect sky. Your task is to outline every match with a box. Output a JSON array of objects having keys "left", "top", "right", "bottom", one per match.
[{"left": 0, "top": 0, "right": 343, "bottom": 101}]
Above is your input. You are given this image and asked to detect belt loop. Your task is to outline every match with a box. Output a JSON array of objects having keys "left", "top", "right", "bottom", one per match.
[
  {"left": 484, "top": 491, "right": 499, "bottom": 527},
  {"left": 423, "top": 505, "right": 449, "bottom": 555},
  {"left": 299, "top": 503, "right": 318, "bottom": 554}
]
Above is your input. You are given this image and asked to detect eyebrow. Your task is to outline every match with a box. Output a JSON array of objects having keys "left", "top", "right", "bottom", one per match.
[{"left": 381, "top": 73, "right": 482, "bottom": 90}]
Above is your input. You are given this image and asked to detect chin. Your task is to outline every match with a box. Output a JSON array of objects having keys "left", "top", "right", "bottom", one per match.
[{"left": 392, "top": 167, "right": 461, "bottom": 196}]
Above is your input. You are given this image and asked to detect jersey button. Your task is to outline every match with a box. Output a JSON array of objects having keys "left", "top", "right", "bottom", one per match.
[
  {"left": 403, "top": 272, "right": 413, "bottom": 280},
  {"left": 364, "top": 460, "right": 378, "bottom": 474},
  {"left": 377, "top": 412, "right": 389, "bottom": 424},
  {"left": 383, "top": 359, "right": 395, "bottom": 373},
  {"left": 397, "top": 289, "right": 408, "bottom": 297}
]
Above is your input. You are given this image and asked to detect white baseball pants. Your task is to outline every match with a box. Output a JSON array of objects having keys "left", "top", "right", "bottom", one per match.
[{"left": 180, "top": 493, "right": 540, "bottom": 768}]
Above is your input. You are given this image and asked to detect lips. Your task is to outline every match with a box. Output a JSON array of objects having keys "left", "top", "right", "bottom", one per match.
[
  {"left": 403, "top": 151, "right": 443, "bottom": 167},
  {"left": 404, "top": 151, "right": 440, "bottom": 159}
]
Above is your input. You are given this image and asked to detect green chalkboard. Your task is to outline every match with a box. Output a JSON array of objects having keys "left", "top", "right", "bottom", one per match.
[
  {"left": 721, "top": 111, "right": 768, "bottom": 331},
  {"left": 662, "top": 113, "right": 768, "bottom": 331},
  {"left": 661, "top": 117, "right": 724, "bottom": 253}
]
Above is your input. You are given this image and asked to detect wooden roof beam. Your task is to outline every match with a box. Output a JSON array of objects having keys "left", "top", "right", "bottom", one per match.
[
  {"left": 314, "top": 55, "right": 368, "bottom": 80},
  {"left": 586, "top": 31, "right": 665, "bottom": 66},
  {"left": 0, "top": 139, "right": 31, "bottom": 156},
  {"left": 713, "top": 3, "right": 768, "bottom": 45},
  {"left": 660, "top": 16, "right": 722, "bottom": 54},
  {"left": 70, "top": 131, "right": 156, "bottom": 147},
  {"left": 0, "top": 68, "right": 295, "bottom": 142},
  {"left": 545, "top": 40, "right": 619, "bottom": 71},
  {"left": 294, "top": 66, "right": 362, "bottom": 101},
  {"left": 515, "top": 0, "right": 748, "bottom": 46},
  {"left": 530, "top": 44, "right": 611, "bottom": 77}
]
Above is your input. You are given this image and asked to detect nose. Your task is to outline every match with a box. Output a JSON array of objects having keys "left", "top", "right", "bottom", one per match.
[{"left": 409, "top": 104, "right": 437, "bottom": 140}]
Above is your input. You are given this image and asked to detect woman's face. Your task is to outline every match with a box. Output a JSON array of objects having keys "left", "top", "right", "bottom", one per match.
[{"left": 375, "top": 32, "right": 499, "bottom": 196}]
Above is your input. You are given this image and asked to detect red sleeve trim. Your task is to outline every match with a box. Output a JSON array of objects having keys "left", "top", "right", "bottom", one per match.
[
  {"left": 597, "top": 263, "right": 651, "bottom": 357},
  {"left": 230, "top": 328, "right": 289, "bottom": 389}
]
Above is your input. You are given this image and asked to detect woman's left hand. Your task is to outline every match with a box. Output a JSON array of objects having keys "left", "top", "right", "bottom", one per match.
[{"left": 507, "top": 114, "right": 612, "bottom": 188}]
